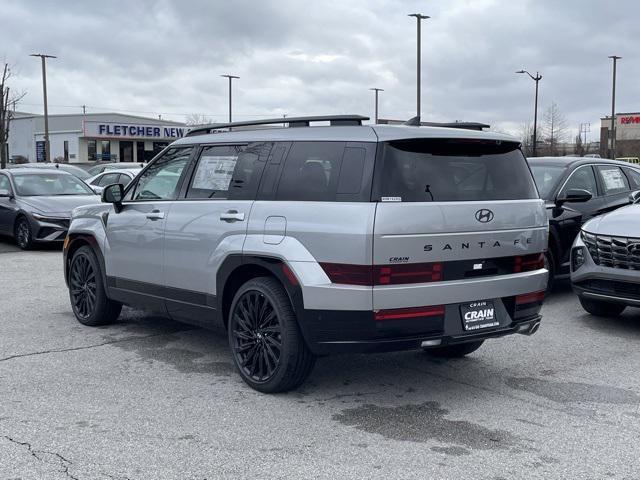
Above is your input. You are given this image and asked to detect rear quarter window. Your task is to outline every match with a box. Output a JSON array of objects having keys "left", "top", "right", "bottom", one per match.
[{"left": 374, "top": 139, "right": 538, "bottom": 202}]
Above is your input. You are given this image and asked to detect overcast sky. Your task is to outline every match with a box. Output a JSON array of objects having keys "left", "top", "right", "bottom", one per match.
[{"left": 2, "top": 0, "right": 639, "bottom": 141}]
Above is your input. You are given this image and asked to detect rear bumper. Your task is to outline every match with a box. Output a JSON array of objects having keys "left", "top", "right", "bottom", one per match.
[{"left": 299, "top": 297, "right": 543, "bottom": 355}]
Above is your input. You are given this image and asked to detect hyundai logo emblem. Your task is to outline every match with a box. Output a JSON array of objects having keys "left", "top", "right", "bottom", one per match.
[
  {"left": 475, "top": 209, "right": 494, "bottom": 223},
  {"left": 627, "top": 243, "right": 640, "bottom": 255}
]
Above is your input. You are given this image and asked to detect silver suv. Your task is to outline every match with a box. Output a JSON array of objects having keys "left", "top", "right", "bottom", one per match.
[{"left": 63, "top": 115, "right": 548, "bottom": 392}]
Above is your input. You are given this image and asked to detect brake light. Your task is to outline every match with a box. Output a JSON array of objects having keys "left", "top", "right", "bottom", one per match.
[
  {"left": 514, "top": 253, "right": 545, "bottom": 273},
  {"left": 375, "top": 263, "right": 442, "bottom": 285},
  {"left": 319, "top": 262, "right": 443, "bottom": 286},
  {"left": 375, "top": 305, "right": 445, "bottom": 321},
  {"left": 515, "top": 290, "right": 545, "bottom": 306}
]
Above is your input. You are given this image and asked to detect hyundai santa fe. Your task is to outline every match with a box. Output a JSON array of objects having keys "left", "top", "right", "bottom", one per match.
[{"left": 63, "top": 115, "right": 548, "bottom": 392}]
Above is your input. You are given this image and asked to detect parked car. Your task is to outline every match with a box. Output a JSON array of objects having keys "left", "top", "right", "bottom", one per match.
[
  {"left": 616, "top": 157, "right": 640, "bottom": 164},
  {"left": 86, "top": 162, "right": 145, "bottom": 177},
  {"left": 86, "top": 168, "right": 142, "bottom": 194},
  {"left": 64, "top": 115, "right": 548, "bottom": 393},
  {"left": 571, "top": 190, "right": 640, "bottom": 316},
  {"left": 528, "top": 157, "right": 640, "bottom": 291},
  {"left": 0, "top": 169, "right": 100, "bottom": 249},
  {"left": 8, "top": 162, "right": 93, "bottom": 181}
]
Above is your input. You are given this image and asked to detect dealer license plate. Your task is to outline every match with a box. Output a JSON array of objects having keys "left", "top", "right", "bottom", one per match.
[{"left": 460, "top": 300, "right": 499, "bottom": 331}]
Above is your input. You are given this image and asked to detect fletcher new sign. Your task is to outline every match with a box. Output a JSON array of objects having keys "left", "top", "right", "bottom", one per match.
[{"left": 83, "top": 121, "right": 187, "bottom": 140}]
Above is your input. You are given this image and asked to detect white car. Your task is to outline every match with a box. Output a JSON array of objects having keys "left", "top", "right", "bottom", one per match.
[{"left": 86, "top": 168, "right": 142, "bottom": 194}]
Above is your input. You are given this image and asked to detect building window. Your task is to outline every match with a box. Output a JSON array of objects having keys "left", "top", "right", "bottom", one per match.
[
  {"left": 88, "top": 140, "right": 97, "bottom": 161},
  {"left": 101, "top": 140, "right": 111, "bottom": 161},
  {"left": 63, "top": 141, "right": 69, "bottom": 162}
]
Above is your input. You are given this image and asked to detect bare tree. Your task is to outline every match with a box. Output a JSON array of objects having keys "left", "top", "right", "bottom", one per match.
[
  {"left": 185, "top": 113, "right": 213, "bottom": 126},
  {"left": 542, "top": 102, "right": 568, "bottom": 156},
  {"left": 574, "top": 132, "right": 584, "bottom": 156},
  {"left": 518, "top": 122, "right": 542, "bottom": 157},
  {"left": 0, "top": 63, "right": 26, "bottom": 169}
]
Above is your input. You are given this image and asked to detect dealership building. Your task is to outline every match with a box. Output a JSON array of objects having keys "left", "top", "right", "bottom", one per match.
[
  {"left": 8, "top": 112, "right": 187, "bottom": 163},
  {"left": 600, "top": 112, "right": 640, "bottom": 158}
]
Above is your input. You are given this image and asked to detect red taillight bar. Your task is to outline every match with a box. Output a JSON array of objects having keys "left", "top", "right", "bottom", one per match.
[
  {"left": 515, "top": 290, "right": 545, "bottom": 305},
  {"left": 514, "top": 253, "right": 545, "bottom": 273},
  {"left": 320, "top": 262, "right": 443, "bottom": 286},
  {"left": 375, "top": 305, "right": 445, "bottom": 321}
]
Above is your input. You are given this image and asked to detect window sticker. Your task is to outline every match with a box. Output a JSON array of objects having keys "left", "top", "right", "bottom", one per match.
[
  {"left": 601, "top": 168, "right": 626, "bottom": 191},
  {"left": 192, "top": 155, "right": 237, "bottom": 191}
]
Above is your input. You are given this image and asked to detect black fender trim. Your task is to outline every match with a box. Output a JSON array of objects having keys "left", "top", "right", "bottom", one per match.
[
  {"left": 64, "top": 233, "right": 107, "bottom": 291},
  {"left": 217, "top": 254, "right": 309, "bottom": 341}
]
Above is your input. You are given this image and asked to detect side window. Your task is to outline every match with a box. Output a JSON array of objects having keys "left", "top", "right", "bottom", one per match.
[
  {"left": 119, "top": 174, "right": 133, "bottom": 187},
  {"left": 187, "top": 145, "right": 240, "bottom": 199},
  {"left": 560, "top": 166, "right": 598, "bottom": 197},
  {"left": 130, "top": 147, "right": 193, "bottom": 201},
  {"left": 276, "top": 142, "right": 346, "bottom": 201},
  {"left": 623, "top": 168, "right": 640, "bottom": 189},
  {"left": 596, "top": 165, "right": 630, "bottom": 195},
  {"left": 97, "top": 172, "right": 120, "bottom": 187},
  {"left": 186, "top": 143, "right": 269, "bottom": 200},
  {"left": 0, "top": 175, "right": 11, "bottom": 194}
]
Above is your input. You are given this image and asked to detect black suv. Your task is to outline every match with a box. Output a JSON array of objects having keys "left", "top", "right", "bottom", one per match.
[{"left": 529, "top": 157, "right": 640, "bottom": 291}]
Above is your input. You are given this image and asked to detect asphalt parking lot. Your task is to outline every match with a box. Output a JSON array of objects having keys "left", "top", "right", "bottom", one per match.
[{"left": 1, "top": 239, "right": 639, "bottom": 479}]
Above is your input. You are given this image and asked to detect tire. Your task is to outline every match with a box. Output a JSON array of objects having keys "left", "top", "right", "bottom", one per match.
[
  {"left": 69, "top": 246, "right": 122, "bottom": 326},
  {"left": 14, "top": 216, "right": 34, "bottom": 250},
  {"left": 423, "top": 340, "right": 484, "bottom": 358},
  {"left": 544, "top": 251, "right": 555, "bottom": 294},
  {"left": 228, "top": 277, "right": 316, "bottom": 393},
  {"left": 579, "top": 297, "right": 626, "bottom": 317}
]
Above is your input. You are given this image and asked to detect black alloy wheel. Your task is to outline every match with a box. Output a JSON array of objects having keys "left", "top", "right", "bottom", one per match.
[
  {"left": 15, "top": 217, "right": 33, "bottom": 250},
  {"left": 70, "top": 253, "right": 97, "bottom": 320},
  {"left": 68, "top": 246, "right": 122, "bottom": 326},
  {"left": 228, "top": 277, "right": 316, "bottom": 393},
  {"left": 231, "top": 290, "right": 282, "bottom": 383}
]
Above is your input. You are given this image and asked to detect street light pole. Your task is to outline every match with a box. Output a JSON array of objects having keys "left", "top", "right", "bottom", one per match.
[
  {"left": 408, "top": 14, "right": 429, "bottom": 121},
  {"left": 369, "top": 88, "right": 384, "bottom": 124},
  {"left": 30, "top": 53, "right": 56, "bottom": 163},
  {"left": 220, "top": 74, "right": 239, "bottom": 124},
  {"left": 608, "top": 55, "right": 621, "bottom": 159},
  {"left": 516, "top": 70, "right": 542, "bottom": 157}
]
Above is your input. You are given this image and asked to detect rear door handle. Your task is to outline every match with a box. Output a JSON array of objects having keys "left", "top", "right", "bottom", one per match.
[
  {"left": 220, "top": 210, "right": 245, "bottom": 222},
  {"left": 146, "top": 210, "right": 165, "bottom": 220}
]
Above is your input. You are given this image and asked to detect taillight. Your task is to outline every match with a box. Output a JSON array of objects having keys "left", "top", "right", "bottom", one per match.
[
  {"left": 319, "top": 263, "right": 372, "bottom": 286},
  {"left": 375, "top": 305, "right": 445, "bottom": 321},
  {"left": 320, "top": 262, "right": 443, "bottom": 286},
  {"left": 515, "top": 290, "right": 545, "bottom": 306},
  {"left": 514, "top": 253, "right": 545, "bottom": 273},
  {"left": 375, "top": 263, "right": 442, "bottom": 285}
]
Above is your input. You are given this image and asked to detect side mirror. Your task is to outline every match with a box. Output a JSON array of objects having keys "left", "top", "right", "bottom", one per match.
[
  {"left": 101, "top": 183, "right": 124, "bottom": 213},
  {"left": 556, "top": 188, "right": 592, "bottom": 207},
  {"left": 0, "top": 189, "right": 13, "bottom": 199},
  {"left": 630, "top": 190, "right": 640, "bottom": 204}
]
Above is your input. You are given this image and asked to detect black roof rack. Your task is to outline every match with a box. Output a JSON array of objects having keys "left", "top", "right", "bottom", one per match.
[{"left": 186, "top": 114, "right": 370, "bottom": 137}]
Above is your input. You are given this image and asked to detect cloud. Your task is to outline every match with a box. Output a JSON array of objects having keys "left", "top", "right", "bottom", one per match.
[{"left": 2, "top": 0, "right": 638, "bottom": 140}]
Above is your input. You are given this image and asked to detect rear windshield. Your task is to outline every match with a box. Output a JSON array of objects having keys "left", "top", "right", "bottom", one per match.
[{"left": 376, "top": 139, "right": 539, "bottom": 202}]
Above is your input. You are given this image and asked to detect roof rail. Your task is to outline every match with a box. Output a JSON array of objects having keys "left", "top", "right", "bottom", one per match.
[{"left": 185, "top": 114, "right": 369, "bottom": 136}]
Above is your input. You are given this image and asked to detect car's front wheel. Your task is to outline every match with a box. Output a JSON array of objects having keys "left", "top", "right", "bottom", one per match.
[
  {"left": 579, "top": 297, "right": 626, "bottom": 317},
  {"left": 423, "top": 340, "right": 484, "bottom": 358},
  {"left": 15, "top": 216, "right": 34, "bottom": 250},
  {"left": 69, "top": 246, "right": 122, "bottom": 326},
  {"left": 228, "top": 277, "right": 316, "bottom": 393}
]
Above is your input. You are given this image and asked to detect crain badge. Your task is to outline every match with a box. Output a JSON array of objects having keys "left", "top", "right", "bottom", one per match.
[
  {"left": 461, "top": 300, "right": 499, "bottom": 331},
  {"left": 381, "top": 197, "right": 402, "bottom": 202}
]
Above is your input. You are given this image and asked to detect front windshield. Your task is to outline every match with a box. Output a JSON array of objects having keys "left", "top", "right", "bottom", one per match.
[
  {"left": 13, "top": 173, "right": 94, "bottom": 196},
  {"left": 530, "top": 165, "right": 566, "bottom": 200}
]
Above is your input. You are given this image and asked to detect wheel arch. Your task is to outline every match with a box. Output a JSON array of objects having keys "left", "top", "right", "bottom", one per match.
[
  {"left": 217, "top": 255, "right": 305, "bottom": 331},
  {"left": 64, "top": 233, "right": 107, "bottom": 290}
]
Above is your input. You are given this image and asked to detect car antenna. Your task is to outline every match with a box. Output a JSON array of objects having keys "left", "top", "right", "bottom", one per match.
[{"left": 404, "top": 116, "right": 421, "bottom": 126}]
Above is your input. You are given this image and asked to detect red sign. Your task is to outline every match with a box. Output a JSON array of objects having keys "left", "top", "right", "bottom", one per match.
[{"left": 620, "top": 116, "right": 640, "bottom": 125}]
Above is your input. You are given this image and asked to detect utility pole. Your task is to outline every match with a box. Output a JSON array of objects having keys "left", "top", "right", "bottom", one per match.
[
  {"left": 30, "top": 53, "right": 56, "bottom": 163},
  {"left": 608, "top": 55, "right": 621, "bottom": 159},
  {"left": 516, "top": 70, "right": 542, "bottom": 156},
  {"left": 220, "top": 74, "right": 239, "bottom": 123},
  {"left": 369, "top": 88, "right": 383, "bottom": 124},
  {"left": 82, "top": 105, "right": 86, "bottom": 114},
  {"left": 408, "top": 14, "right": 429, "bottom": 121}
]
